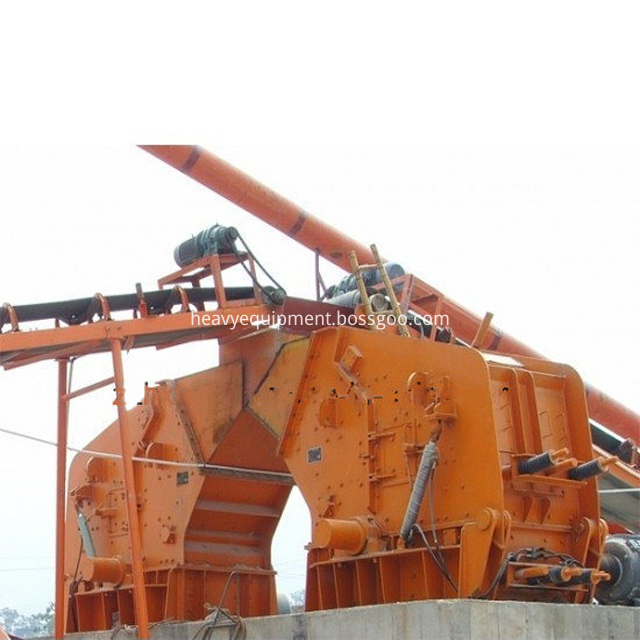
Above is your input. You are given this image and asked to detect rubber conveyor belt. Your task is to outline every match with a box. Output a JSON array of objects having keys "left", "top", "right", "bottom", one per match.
[{"left": 0, "top": 286, "right": 257, "bottom": 328}]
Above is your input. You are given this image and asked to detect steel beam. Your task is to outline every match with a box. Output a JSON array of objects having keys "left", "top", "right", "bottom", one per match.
[{"left": 109, "top": 339, "right": 150, "bottom": 638}]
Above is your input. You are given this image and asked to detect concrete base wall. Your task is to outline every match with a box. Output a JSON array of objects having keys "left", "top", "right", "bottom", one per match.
[{"left": 48, "top": 600, "right": 640, "bottom": 640}]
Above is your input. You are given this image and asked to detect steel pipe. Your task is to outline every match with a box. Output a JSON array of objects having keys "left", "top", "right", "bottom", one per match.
[
  {"left": 54, "top": 359, "right": 69, "bottom": 640},
  {"left": 140, "top": 145, "right": 377, "bottom": 272},
  {"left": 110, "top": 339, "right": 150, "bottom": 638}
]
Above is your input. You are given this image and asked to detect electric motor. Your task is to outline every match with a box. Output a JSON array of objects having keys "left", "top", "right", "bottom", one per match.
[
  {"left": 329, "top": 262, "right": 405, "bottom": 299},
  {"left": 174, "top": 225, "right": 239, "bottom": 267},
  {"left": 597, "top": 534, "right": 640, "bottom": 606}
]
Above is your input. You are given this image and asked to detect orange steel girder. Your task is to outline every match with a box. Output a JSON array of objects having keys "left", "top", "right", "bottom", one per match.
[
  {"left": 109, "top": 338, "right": 150, "bottom": 638},
  {"left": 0, "top": 305, "right": 272, "bottom": 366},
  {"left": 54, "top": 359, "right": 69, "bottom": 640}
]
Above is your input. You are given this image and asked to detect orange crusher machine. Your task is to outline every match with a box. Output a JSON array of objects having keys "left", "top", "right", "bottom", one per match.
[{"left": 0, "top": 146, "right": 638, "bottom": 637}]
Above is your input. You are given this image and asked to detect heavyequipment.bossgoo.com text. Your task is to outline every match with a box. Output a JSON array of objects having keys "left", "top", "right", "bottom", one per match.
[{"left": 190, "top": 310, "right": 450, "bottom": 331}]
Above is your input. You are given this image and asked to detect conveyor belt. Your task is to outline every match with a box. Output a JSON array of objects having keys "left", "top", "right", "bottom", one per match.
[{"left": 0, "top": 286, "right": 257, "bottom": 329}]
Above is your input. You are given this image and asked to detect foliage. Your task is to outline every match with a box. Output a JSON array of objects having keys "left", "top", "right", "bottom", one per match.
[
  {"left": 289, "top": 589, "right": 305, "bottom": 613},
  {"left": 0, "top": 603, "right": 54, "bottom": 638}
]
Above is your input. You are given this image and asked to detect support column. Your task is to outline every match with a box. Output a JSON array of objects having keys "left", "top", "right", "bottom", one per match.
[
  {"left": 109, "top": 338, "right": 150, "bottom": 639},
  {"left": 54, "top": 359, "right": 69, "bottom": 640}
]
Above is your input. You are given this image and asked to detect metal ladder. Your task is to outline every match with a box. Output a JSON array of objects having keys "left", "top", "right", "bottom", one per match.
[{"left": 348, "top": 244, "right": 410, "bottom": 337}]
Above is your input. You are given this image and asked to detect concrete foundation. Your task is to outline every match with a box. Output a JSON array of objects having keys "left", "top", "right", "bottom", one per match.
[{"left": 47, "top": 600, "right": 639, "bottom": 640}]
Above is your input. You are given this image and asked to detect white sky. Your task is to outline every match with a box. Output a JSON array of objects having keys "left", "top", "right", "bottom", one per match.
[{"left": 0, "top": 0, "right": 639, "bottom": 617}]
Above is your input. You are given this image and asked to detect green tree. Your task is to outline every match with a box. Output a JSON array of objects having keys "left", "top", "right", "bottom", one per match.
[{"left": 0, "top": 603, "right": 54, "bottom": 638}]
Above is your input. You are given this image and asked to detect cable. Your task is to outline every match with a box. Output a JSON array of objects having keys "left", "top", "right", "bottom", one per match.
[
  {"left": 0, "top": 566, "right": 53, "bottom": 572},
  {"left": 110, "top": 620, "right": 169, "bottom": 639},
  {"left": 474, "top": 547, "right": 540, "bottom": 599},
  {"left": 409, "top": 457, "right": 458, "bottom": 591},
  {"left": 0, "top": 555, "right": 52, "bottom": 560},
  {"left": 67, "top": 538, "right": 84, "bottom": 632},
  {"left": 473, "top": 547, "right": 584, "bottom": 599},
  {"left": 427, "top": 464, "right": 453, "bottom": 583},
  {"left": 599, "top": 488, "right": 640, "bottom": 493},
  {"left": 235, "top": 233, "right": 286, "bottom": 293},
  {"left": 232, "top": 250, "right": 278, "bottom": 303},
  {"left": 411, "top": 523, "right": 458, "bottom": 592},
  {"left": 193, "top": 571, "right": 247, "bottom": 640},
  {"left": 192, "top": 611, "right": 246, "bottom": 640},
  {"left": 0, "top": 425, "right": 293, "bottom": 481},
  {"left": 474, "top": 552, "right": 515, "bottom": 600},
  {"left": 516, "top": 547, "right": 583, "bottom": 568},
  {"left": 230, "top": 233, "right": 286, "bottom": 304}
]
